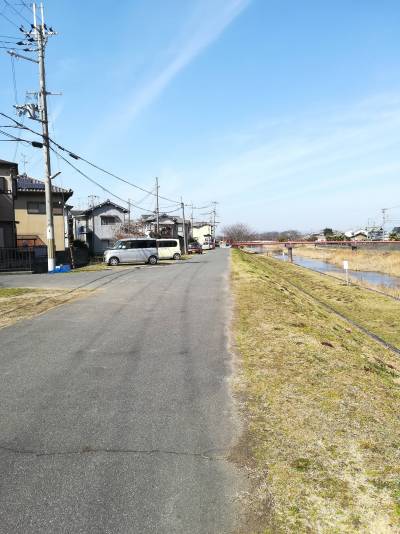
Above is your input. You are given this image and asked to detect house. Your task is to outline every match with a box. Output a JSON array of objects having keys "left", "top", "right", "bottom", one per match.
[
  {"left": 367, "top": 227, "right": 385, "bottom": 241},
  {"left": 14, "top": 174, "right": 73, "bottom": 251},
  {"left": 316, "top": 233, "right": 327, "bottom": 242},
  {"left": 345, "top": 230, "right": 368, "bottom": 241},
  {"left": 0, "top": 159, "right": 18, "bottom": 248},
  {"left": 71, "top": 199, "right": 128, "bottom": 255},
  {"left": 140, "top": 213, "right": 191, "bottom": 246},
  {"left": 192, "top": 221, "right": 214, "bottom": 246}
]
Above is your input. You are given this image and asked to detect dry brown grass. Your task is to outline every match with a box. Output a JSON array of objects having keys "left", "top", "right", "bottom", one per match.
[
  {"left": 0, "top": 287, "right": 89, "bottom": 328},
  {"left": 231, "top": 250, "right": 400, "bottom": 533},
  {"left": 294, "top": 245, "right": 400, "bottom": 278}
]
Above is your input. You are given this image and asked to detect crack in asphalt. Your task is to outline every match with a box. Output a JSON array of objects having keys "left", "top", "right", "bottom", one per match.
[{"left": 0, "top": 444, "right": 228, "bottom": 461}]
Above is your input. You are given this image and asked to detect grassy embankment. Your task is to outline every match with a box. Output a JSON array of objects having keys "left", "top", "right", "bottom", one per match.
[
  {"left": 0, "top": 287, "right": 88, "bottom": 328},
  {"left": 293, "top": 245, "right": 400, "bottom": 278},
  {"left": 231, "top": 250, "right": 400, "bottom": 533}
]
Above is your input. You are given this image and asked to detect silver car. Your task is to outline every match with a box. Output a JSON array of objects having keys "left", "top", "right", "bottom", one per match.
[{"left": 104, "top": 238, "right": 158, "bottom": 266}]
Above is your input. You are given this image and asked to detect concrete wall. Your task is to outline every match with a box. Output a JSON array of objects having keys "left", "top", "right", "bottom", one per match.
[{"left": 14, "top": 192, "right": 66, "bottom": 251}]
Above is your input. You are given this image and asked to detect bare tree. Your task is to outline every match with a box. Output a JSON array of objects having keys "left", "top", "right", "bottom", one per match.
[
  {"left": 222, "top": 223, "right": 255, "bottom": 242},
  {"left": 113, "top": 221, "right": 146, "bottom": 241}
]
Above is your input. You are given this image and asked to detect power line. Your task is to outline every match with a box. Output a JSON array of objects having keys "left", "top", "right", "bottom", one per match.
[
  {"left": 0, "top": 8, "right": 20, "bottom": 27},
  {"left": 18, "top": 0, "right": 31, "bottom": 14},
  {"left": 0, "top": 111, "right": 213, "bottom": 210},
  {"left": 3, "top": 0, "right": 31, "bottom": 24},
  {"left": 50, "top": 146, "right": 155, "bottom": 213},
  {"left": 0, "top": 33, "right": 26, "bottom": 38},
  {"left": 0, "top": 111, "right": 182, "bottom": 204}
]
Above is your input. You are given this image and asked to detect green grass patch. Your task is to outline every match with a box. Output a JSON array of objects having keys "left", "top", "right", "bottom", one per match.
[{"left": 231, "top": 250, "right": 400, "bottom": 532}]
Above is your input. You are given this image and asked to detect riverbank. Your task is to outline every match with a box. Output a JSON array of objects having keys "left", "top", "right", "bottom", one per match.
[
  {"left": 231, "top": 250, "right": 400, "bottom": 532},
  {"left": 293, "top": 245, "right": 400, "bottom": 278}
]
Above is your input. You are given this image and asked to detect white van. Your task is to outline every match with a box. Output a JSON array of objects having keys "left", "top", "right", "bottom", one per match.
[
  {"left": 104, "top": 238, "right": 158, "bottom": 265},
  {"left": 156, "top": 239, "right": 181, "bottom": 260}
]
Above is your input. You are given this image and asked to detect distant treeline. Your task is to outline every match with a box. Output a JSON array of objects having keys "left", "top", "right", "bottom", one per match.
[{"left": 221, "top": 223, "right": 304, "bottom": 242}]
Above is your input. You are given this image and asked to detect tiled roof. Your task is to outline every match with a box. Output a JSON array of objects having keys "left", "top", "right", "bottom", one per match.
[
  {"left": 0, "top": 158, "right": 18, "bottom": 167},
  {"left": 83, "top": 199, "right": 128, "bottom": 214},
  {"left": 17, "top": 174, "right": 73, "bottom": 196}
]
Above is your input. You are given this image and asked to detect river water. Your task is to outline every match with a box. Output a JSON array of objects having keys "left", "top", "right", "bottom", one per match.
[{"left": 276, "top": 253, "right": 400, "bottom": 289}]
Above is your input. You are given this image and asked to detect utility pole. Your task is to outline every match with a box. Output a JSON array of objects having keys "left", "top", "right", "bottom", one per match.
[
  {"left": 88, "top": 194, "right": 98, "bottom": 255},
  {"left": 181, "top": 198, "right": 187, "bottom": 254},
  {"left": 34, "top": 3, "right": 56, "bottom": 271},
  {"left": 128, "top": 199, "right": 132, "bottom": 227},
  {"left": 211, "top": 201, "right": 218, "bottom": 243},
  {"left": 155, "top": 177, "right": 160, "bottom": 236},
  {"left": 190, "top": 202, "right": 194, "bottom": 239}
]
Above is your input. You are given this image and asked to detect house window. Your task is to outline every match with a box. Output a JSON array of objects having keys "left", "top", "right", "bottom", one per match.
[
  {"left": 27, "top": 201, "right": 46, "bottom": 214},
  {"left": 0, "top": 177, "right": 8, "bottom": 193},
  {"left": 52, "top": 202, "right": 63, "bottom": 215},
  {"left": 27, "top": 201, "right": 63, "bottom": 215},
  {"left": 101, "top": 216, "right": 119, "bottom": 225}
]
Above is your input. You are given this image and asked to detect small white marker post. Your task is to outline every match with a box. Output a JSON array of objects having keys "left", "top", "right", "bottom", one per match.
[{"left": 343, "top": 260, "right": 349, "bottom": 285}]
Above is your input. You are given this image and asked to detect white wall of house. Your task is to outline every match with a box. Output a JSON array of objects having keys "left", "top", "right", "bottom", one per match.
[
  {"left": 73, "top": 204, "right": 127, "bottom": 254},
  {"left": 192, "top": 224, "right": 213, "bottom": 245}
]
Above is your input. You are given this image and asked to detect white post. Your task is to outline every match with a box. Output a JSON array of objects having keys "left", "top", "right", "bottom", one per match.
[{"left": 343, "top": 260, "right": 349, "bottom": 285}]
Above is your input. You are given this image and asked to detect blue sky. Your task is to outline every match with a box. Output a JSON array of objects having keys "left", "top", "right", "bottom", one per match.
[{"left": 1, "top": 0, "right": 400, "bottom": 231}]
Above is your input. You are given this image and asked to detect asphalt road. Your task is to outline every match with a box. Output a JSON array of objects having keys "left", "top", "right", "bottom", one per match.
[{"left": 0, "top": 250, "right": 244, "bottom": 533}]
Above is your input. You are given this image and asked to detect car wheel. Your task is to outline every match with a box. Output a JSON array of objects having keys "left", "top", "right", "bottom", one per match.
[
  {"left": 148, "top": 255, "right": 158, "bottom": 265},
  {"left": 108, "top": 257, "right": 119, "bottom": 266},
  {"left": 173, "top": 253, "right": 181, "bottom": 260}
]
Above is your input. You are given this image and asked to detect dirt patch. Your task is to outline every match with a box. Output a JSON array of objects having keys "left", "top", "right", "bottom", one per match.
[{"left": 0, "top": 287, "right": 90, "bottom": 329}]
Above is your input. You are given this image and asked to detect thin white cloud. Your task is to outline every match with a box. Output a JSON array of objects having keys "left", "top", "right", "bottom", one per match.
[
  {"left": 188, "top": 92, "right": 400, "bottom": 201},
  {"left": 124, "top": 0, "right": 250, "bottom": 123}
]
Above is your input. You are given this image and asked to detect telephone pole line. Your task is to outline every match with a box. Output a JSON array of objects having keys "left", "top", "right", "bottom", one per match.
[
  {"left": 211, "top": 201, "right": 218, "bottom": 242},
  {"left": 128, "top": 199, "right": 132, "bottom": 226},
  {"left": 155, "top": 177, "right": 160, "bottom": 236},
  {"left": 181, "top": 198, "right": 187, "bottom": 255},
  {"left": 34, "top": 2, "right": 57, "bottom": 271}
]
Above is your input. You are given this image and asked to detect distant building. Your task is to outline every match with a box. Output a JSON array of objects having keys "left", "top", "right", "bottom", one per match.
[
  {"left": 71, "top": 199, "right": 128, "bottom": 255},
  {"left": 140, "top": 213, "right": 190, "bottom": 247},
  {"left": 192, "top": 222, "right": 214, "bottom": 246},
  {"left": 0, "top": 159, "right": 18, "bottom": 248},
  {"left": 367, "top": 227, "right": 385, "bottom": 241},
  {"left": 15, "top": 174, "right": 73, "bottom": 251},
  {"left": 345, "top": 230, "right": 368, "bottom": 241}
]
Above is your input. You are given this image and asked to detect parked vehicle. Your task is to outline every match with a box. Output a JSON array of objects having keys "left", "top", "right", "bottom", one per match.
[
  {"left": 104, "top": 238, "right": 158, "bottom": 265},
  {"left": 157, "top": 238, "right": 181, "bottom": 260},
  {"left": 187, "top": 241, "right": 203, "bottom": 254},
  {"left": 202, "top": 237, "right": 214, "bottom": 250}
]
